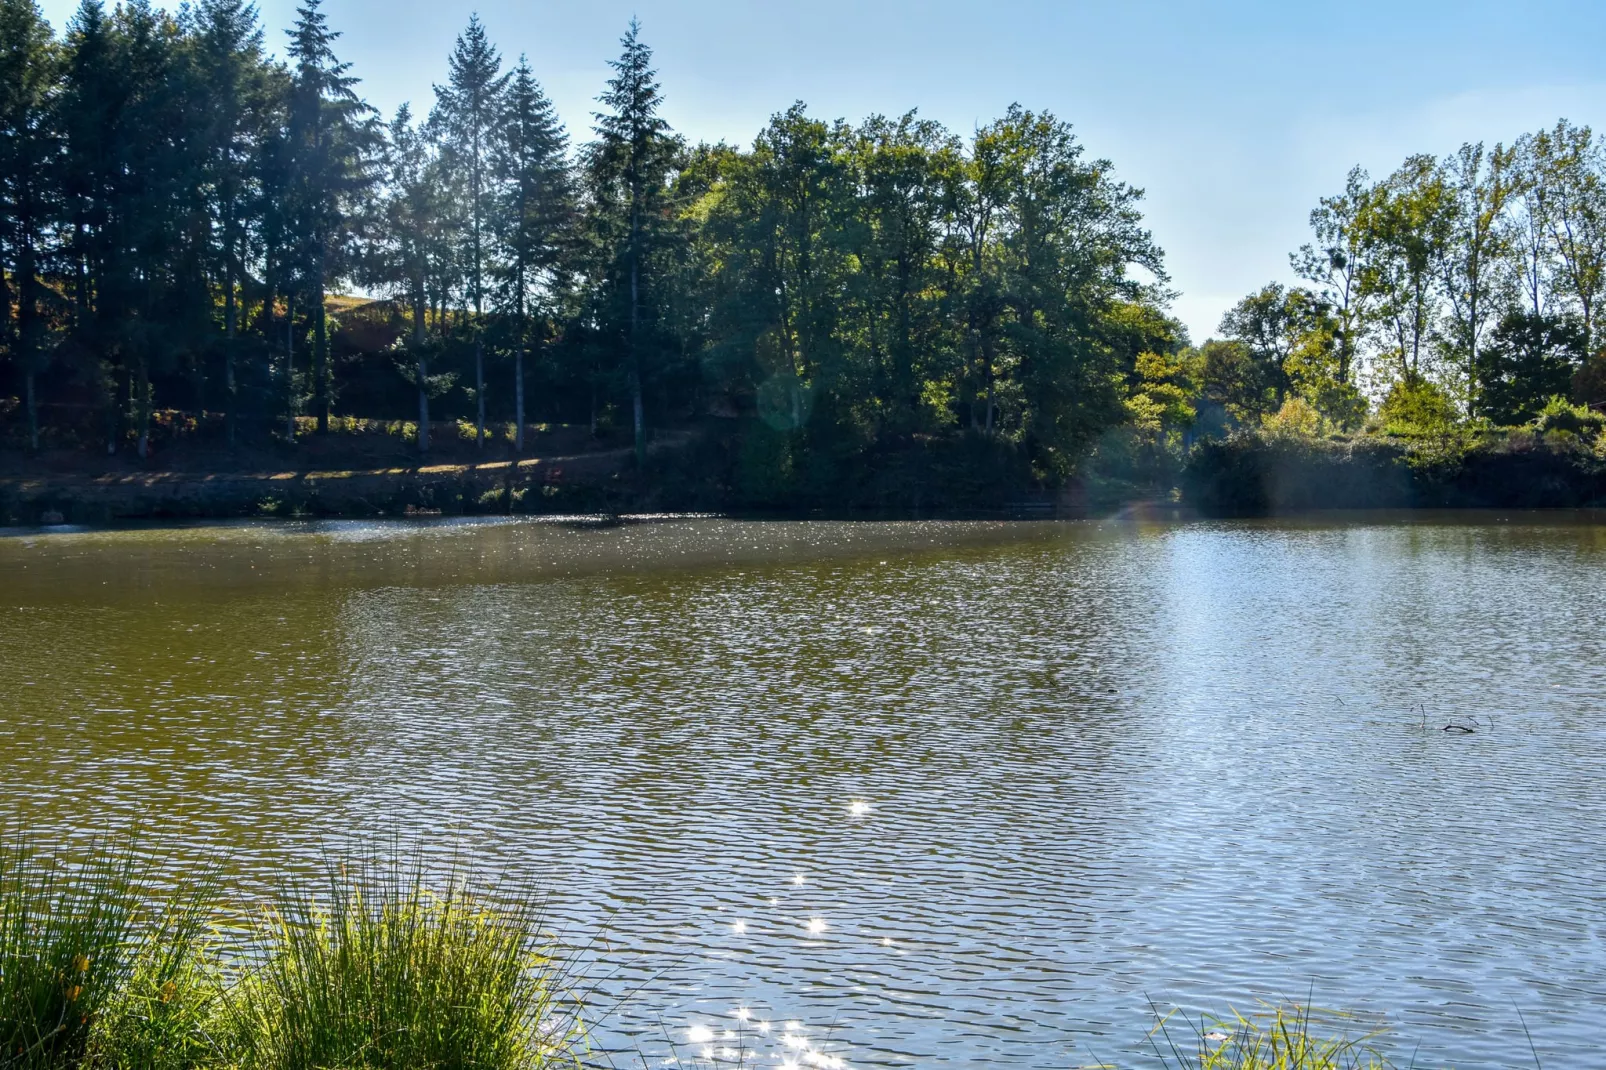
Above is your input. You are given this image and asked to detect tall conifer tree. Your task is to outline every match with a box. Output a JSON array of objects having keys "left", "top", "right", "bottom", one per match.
[
  {"left": 0, "top": 0, "right": 58, "bottom": 451},
  {"left": 431, "top": 16, "right": 506, "bottom": 449},
  {"left": 591, "top": 19, "right": 674, "bottom": 465},
  {"left": 495, "top": 56, "right": 570, "bottom": 452},
  {"left": 190, "top": 0, "right": 268, "bottom": 444},
  {"left": 286, "top": 0, "right": 374, "bottom": 434}
]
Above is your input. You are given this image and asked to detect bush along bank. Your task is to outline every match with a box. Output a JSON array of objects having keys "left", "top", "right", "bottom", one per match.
[
  {"left": 1182, "top": 426, "right": 1606, "bottom": 516},
  {"left": 0, "top": 835, "right": 582, "bottom": 1070}
]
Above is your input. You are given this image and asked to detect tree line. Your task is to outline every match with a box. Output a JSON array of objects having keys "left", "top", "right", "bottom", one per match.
[
  {"left": 1204, "top": 124, "right": 1606, "bottom": 432},
  {"left": 0, "top": 0, "right": 1172, "bottom": 493}
]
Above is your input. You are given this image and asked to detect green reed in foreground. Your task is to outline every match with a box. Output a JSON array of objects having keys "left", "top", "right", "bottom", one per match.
[
  {"left": 218, "top": 856, "right": 581, "bottom": 1070},
  {"left": 3, "top": 830, "right": 1508, "bottom": 1070},
  {"left": 0, "top": 836, "right": 144, "bottom": 1069},
  {"left": 1146, "top": 1002, "right": 1394, "bottom": 1070},
  {"left": 0, "top": 833, "right": 581, "bottom": 1070}
]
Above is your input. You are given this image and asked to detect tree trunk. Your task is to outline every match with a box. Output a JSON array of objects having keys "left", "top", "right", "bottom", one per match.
[
  {"left": 314, "top": 290, "right": 329, "bottom": 434},
  {"left": 225, "top": 258, "right": 237, "bottom": 446},
  {"left": 108, "top": 368, "right": 124, "bottom": 456},
  {"left": 286, "top": 295, "right": 297, "bottom": 442},
  {"left": 631, "top": 252, "right": 644, "bottom": 466},
  {"left": 475, "top": 334, "right": 485, "bottom": 449},
  {"left": 414, "top": 291, "right": 430, "bottom": 454},
  {"left": 515, "top": 343, "right": 525, "bottom": 453},
  {"left": 136, "top": 364, "right": 151, "bottom": 461},
  {"left": 418, "top": 357, "right": 430, "bottom": 454},
  {"left": 25, "top": 371, "right": 38, "bottom": 453}
]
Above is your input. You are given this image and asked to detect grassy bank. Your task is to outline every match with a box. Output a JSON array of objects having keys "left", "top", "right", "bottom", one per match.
[
  {"left": 0, "top": 836, "right": 581, "bottom": 1070},
  {"left": 0, "top": 833, "right": 1509, "bottom": 1070},
  {"left": 1182, "top": 427, "right": 1606, "bottom": 516}
]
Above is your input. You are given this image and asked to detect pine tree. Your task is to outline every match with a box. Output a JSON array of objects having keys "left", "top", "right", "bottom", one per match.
[
  {"left": 0, "top": 0, "right": 59, "bottom": 451},
  {"left": 377, "top": 102, "right": 447, "bottom": 453},
  {"left": 61, "top": 0, "right": 203, "bottom": 459},
  {"left": 591, "top": 18, "right": 675, "bottom": 466},
  {"left": 286, "top": 0, "right": 376, "bottom": 435},
  {"left": 119, "top": 0, "right": 206, "bottom": 460},
  {"left": 58, "top": 0, "right": 114, "bottom": 449},
  {"left": 189, "top": 0, "right": 268, "bottom": 445},
  {"left": 431, "top": 15, "right": 507, "bottom": 449},
  {"left": 495, "top": 56, "right": 570, "bottom": 452}
]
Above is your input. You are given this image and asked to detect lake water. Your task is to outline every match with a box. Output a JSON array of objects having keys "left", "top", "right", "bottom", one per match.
[{"left": 1, "top": 514, "right": 1603, "bottom": 1068}]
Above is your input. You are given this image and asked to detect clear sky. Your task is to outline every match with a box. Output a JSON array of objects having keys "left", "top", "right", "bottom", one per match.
[{"left": 35, "top": 0, "right": 1606, "bottom": 343}]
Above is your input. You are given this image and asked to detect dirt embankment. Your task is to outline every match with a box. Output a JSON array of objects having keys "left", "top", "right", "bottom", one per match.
[{"left": 0, "top": 426, "right": 697, "bottom": 525}]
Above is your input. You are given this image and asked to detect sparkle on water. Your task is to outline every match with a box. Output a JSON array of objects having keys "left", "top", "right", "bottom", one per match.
[{"left": 1, "top": 513, "right": 1603, "bottom": 1069}]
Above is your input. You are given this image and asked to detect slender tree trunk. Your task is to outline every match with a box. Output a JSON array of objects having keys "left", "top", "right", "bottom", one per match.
[
  {"left": 25, "top": 372, "right": 38, "bottom": 453},
  {"left": 108, "top": 367, "right": 124, "bottom": 456},
  {"left": 631, "top": 245, "right": 644, "bottom": 466},
  {"left": 225, "top": 249, "right": 237, "bottom": 446},
  {"left": 136, "top": 363, "right": 151, "bottom": 461},
  {"left": 314, "top": 284, "right": 329, "bottom": 434},
  {"left": 475, "top": 334, "right": 485, "bottom": 449},
  {"left": 15, "top": 248, "right": 43, "bottom": 453},
  {"left": 515, "top": 342, "right": 526, "bottom": 453},
  {"left": 514, "top": 285, "right": 528, "bottom": 454},
  {"left": 286, "top": 295, "right": 297, "bottom": 442},
  {"left": 414, "top": 290, "right": 430, "bottom": 454}
]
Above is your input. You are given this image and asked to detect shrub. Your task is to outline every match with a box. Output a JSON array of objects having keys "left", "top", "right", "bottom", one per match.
[
  {"left": 1378, "top": 378, "right": 1459, "bottom": 435},
  {"left": 0, "top": 834, "right": 212, "bottom": 1070},
  {"left": 1260, "top": 397, "right": 1325, "bottom": 440},
  {"left": 1533, "top": 395, "right": 1606, "bottom": 437},
  {"left": 221, "top": 856, "right": 578, "bottom": 1070}
]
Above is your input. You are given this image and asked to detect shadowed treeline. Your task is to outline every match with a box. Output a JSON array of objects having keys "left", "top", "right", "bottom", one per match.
[{"left": 1, "top": 1, "right": 1604, "bottom": 515}]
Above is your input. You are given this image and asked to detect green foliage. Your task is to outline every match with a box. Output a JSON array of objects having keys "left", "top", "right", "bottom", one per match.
[
  {"left": 0, "top": 834, "right": 216, "bottom": 1070},
  {"left": 1533, "top": 394, "right": 1606, "bottom": 436},
  {"left": 1377, "top": 378, "right": 1459, "bottom": 434},
  {"left": 0, "top": 836, "right": 141, "bottom": 1069},
  {"left": 1195, "top": 340, "right": 1272, "bottom": 425},
  {"left": 90, "top": 882, "right": 219, "bottom": 1070},
  {"left": 15, "top": 4, "right": 1606, "bottom": 512},
  {"left": 1260, "top": 397, "right": 1327, "bottom": 439},
  {"left": 220, "top": 857, "right": 576, "bottom": 1070},
  {"left": 1148, "top": 1004, "right": 1391, "bottom": 1070},
  {"left": 1574, "top": 351, "right": 1606, "bottom": 408},
  {"left": 1475, "top": 310, "right": 1585, "bottom": 425}
]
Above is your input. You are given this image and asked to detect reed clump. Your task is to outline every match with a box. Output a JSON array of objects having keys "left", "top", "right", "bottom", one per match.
[
  {"left": 219, "top": 858, "right": 579, "bottom": 1070},
  {"left": 0, "top": 835, "right": 580, "bottom": 1070},
  {"left": 0, "top": 836, "right": 144, "bottom": 1069},
  {"left": 1148, "top": 1003, "right": 1393, "bottom": 1070}
]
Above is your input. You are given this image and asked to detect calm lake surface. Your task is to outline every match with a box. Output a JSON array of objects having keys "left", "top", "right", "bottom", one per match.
[{"left": 2, "top": 514, "right": 1604, "bottom": 1068}]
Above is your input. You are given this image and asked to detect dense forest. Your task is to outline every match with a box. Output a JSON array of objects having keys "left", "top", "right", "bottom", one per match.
[{"left": 1, "top": 0, "right": 1603, "bottom": 514}]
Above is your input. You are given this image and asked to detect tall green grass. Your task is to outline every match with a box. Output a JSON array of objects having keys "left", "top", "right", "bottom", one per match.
[
  {"left": 0, "top": 833, "right": 214, "bottom": 1070},
  {"left": 4, "top": 829, "right": 1511, "bottom": 1070},
  {"left": 1, "top": 835, "right": 582, "bottom": 1070},
  {"left": 0, "top": 835, "right": 142, "bottom": 1069},
  {"left": 220, "top": 855, "right": 581, "bottom": 1070},
  {"left": 91, "top": 874, "right": 219, "bottom": 1070},
  {"left": 1147, "top": 1003, "right": 1392, "bottom": 1070}
]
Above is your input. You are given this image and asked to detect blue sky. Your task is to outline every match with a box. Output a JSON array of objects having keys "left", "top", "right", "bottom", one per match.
[{"left": 35, "top": 0, "right": 1606, "bottom": 342}]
